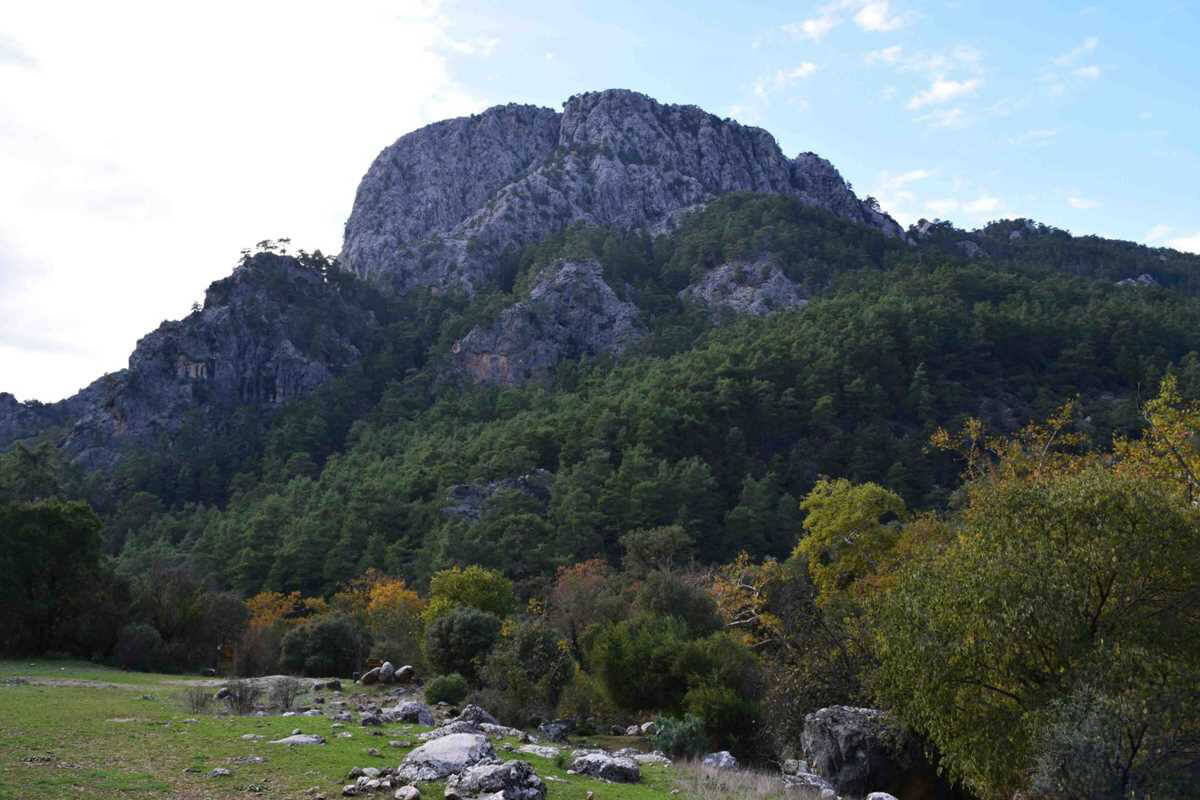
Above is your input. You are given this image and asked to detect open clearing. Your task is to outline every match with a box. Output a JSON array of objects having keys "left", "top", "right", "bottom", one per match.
[{"left": 0, "top": 661, "right": 679, "bottom": 800}]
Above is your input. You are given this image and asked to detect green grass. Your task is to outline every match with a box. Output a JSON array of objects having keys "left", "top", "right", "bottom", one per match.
[{"left": 0, "top": 660, "right": 679, "bottom": 800}]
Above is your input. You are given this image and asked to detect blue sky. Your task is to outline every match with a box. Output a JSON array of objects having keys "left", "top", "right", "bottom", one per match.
[{"left": 1, "top": 0, "right": 1197, "bottom": 402}]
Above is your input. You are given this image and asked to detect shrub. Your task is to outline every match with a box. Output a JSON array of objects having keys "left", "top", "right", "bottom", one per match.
[
  {"left": 653, "top": 714, "right": 709, "bottom": 758},
  {"left": 223, "top": 679, "right": 262, "bottom": 714},
  {"left": 235, "top": 625, "right": 282, "bottom": 677},
  {"left": 590, "top": 615, "right": 689, "bottom": 711},
  {"left": 280, "top": 614, "right": 369, "bottom": 677},
  {"left": 423, "top": 566, "right": 515, "bottom": 624},
  {"left": 269, "top": 676, "right": 303, "bottom": 710},
  {"left": 180, "top": 686, "right": 213, "bottom": 714},
  {"left": 479, "top": 619, "right": 574, "bottom": 726},
  {"left": 556, "top": 667, "right": 617, "bottom": 728},
  {"left": 634, "top": 570, "right": 723, "bottom": 637},
  {"left": 425, "top": 607, "right": 502, "bottom": 683},
  {"left": 684, "top": 684, "right": 764, "bottom": 760},
  {"left": 114, "top": 623, "right": 166, "bottom": 672},
  {"left": 426, "top": 673, "right": 469, "bottom": 705}
]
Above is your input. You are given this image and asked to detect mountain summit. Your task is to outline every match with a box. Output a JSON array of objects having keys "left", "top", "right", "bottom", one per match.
[{"left": 342, "top": 89, "right": 903, "bottom": 293}]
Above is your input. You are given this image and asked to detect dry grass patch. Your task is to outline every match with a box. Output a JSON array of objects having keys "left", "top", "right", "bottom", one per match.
[{"left": 672, "top": 759, "right": 824, "bottom": 800}]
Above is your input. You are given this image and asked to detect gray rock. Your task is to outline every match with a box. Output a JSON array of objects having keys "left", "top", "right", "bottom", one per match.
[
  {"left": 379, "top": 662, "right": 396, "bottom": 684},
  {"left": 362, "top": 713, "right": 383, "bottom": 727},
  {"left": 1116, "top": 273, "right": 1159, "bottom": 287},
  {"left": 536, "top": 719, "right": 574, "bottom": 743},
  {"left": 632, "top": 752, "right": 671, "bottom": 766},
  {"left": 479, "top": 722, "right": 525, "bottom": 740},
  {"left": 802, "top": 705, "right": 938, "bottom": 799},
  {"left": 624, "top": 725, "right": 640, "bottom": 737},
  {"left": 269, "top": 733, "right": 325, "bottom": 745},
  {"left": 679, "top": 257, "right": 808, "bottom": 318},
  {"left": 0, "top": 254, "right": 371, "bottom": 470},
  {"left": 783, "top": 770, "right": 837, "bottom": 795},
  {"left": 516, "top": 744, "right": 560, "bottom": 760},
  {"left": 383, "top": 701, "right": 434, "bottom": 726},
  {"left": 394, "top": 665, "right": 415, "bottom": 684},
  {"left": 451, "top": 260, "right": 641, "bottom": 386},
  {"left": 866, "top": 794, "right": 899, "bottom": 800},
  {"left": 240, "top": 734, "right": 263, "bottom": 741},
  {"left": 215, "top": 687, "right": 231, "bottom": 700},
  {"left": 209, "top": 768, "right": 232, "bottom": 778},
  {"left": 453, "top": 705, "right": 500, "bottom": 727},
  {"left": 313, "top": 679, "right": 343, "bottom": 691},
  {"left": 394, "top": 733, "right": 496, "bottom": 782},
  {"left": 359, "top": 667, "right": 382, "bottom": 686},
  {"left": 569, "top": 752, "right": 640, "bottom": 783},
  {"left": 956, "top": 240, "right": 987, "bottom": 259},
  {"left": 443, "top": 469, "right": 552, "bottom": 521},
  {"left": 393, "top": 787, "right": 421, "bottom": 800},
  {"left": 417, "top": 720, "right": 483, "bottom": 742},
  {"left": 639, "top": 721, "right": 658, "bottom": 736},
  {"left": 343, "top": 89, "right": 903, "bottom": 295},
  {"left": 702, "top": 751, "right": 738, "bottom": 770},
  {"left": 444, "top": 759, "right": 546, "bottom": 800}
]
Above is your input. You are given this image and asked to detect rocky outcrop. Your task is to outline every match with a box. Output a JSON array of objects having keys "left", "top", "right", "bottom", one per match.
[
  {"left": 1116, "top": 273, "right": 1159, "bottom": 287},
  {"left": 451, "top": 260, "right": 641, "bottom": 385},
  {"left": 569, "top": 752, "right": 640, "bottom": 783},
  {"left": 0, "top": 253, "right": 375, "bottom": 470},
  {"left": 679, "top": 257, "right": 808, "bottom": 317},
  {"left": 343, "top": 89, "right": 905, "bottom": 294},
  {"left": 802, "top": 706, "right": 961, "bottom": 800},
  {"left": 443, "top": 469, "right": 553, "bottom": 521}
]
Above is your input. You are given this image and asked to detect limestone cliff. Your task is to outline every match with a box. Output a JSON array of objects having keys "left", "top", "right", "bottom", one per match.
[{"left": 343, "top": 89, "right": 904, "bottom": 294}]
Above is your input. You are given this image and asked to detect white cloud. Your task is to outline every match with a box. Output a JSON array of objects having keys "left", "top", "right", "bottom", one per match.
[
  {"left": 0, "top": 0, "right": 486, "bottom": 402},
  {"left": 855, "top": 1, "right": 906, "bottom": 32},
  {"left": 907, "top": 78, "right": 981, "bottom": 109},
  {"left": 1167, "top": 233, "right": 1200, "bottom": 254},
  {"left": 753, "top": 64, "right": 818, "bottom": 101},
  {"left": 865, "top": 45, "right": 903, "bottom": 64},
  {"left": 1054, "top": 36, "right": 1099, "bottom": 66},
  {"left": 918, "top": 107, "right": 968, "bottom": 128},
  {"left": 1010, "top": 128, "right": 1058, "bottom": 146},
  {"left": 965, "top": 196, "right": 1001, "bottom": 214},
  {"left": 1145, "top": 224, "right": 1171, "bottom": 243},
  {"left": 1072, "top": 65, "right": 1101, "bottom": 79},
  {"left": 868, "top": 168, "right": 932, "bottom": 226},
  {"left": 784, "top": 15, "right": 838, "bottom": 41},
  {"left": 1068, "top": 195, "right": 1100, "bottom": 210},
  {"left": 925, "top": 198, "right": 959, "bottom": 216}
]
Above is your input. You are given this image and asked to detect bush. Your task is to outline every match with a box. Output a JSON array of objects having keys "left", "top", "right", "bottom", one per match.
[
  {"left": 590, "top": 615, "right": 689, "bottom": 711},
  {"left": 479, "top": 619, "right": 574, "bottom": 726},
  {"left": 423, "top": 566, "right": 515, "bottom": 624},
  {"left": 426, "top": 673, "right": 469, "bottom": 705},
  {"left": 114, "top": 623, "right": 165, "bottom": 672},
  {"left": 180, "top": 686, "right": 213, "bottom": 714},
  {"left": 653, "top": 714, "right": 709, "bottom": 758},
  {"left": 280, "top": 614, "right": 369, "bottom": 677},
  {"left": 556, "top": 667, "right": 617, "bottom": 728},
  {"left": 634, "top": 570, "right": 723, "bottom": 637},
  {"left": 269, "top": 676, "right": 303, "bottom": 710},
  {"left": 223, "top": 679, "right": 262, "bottom": 714},
  {"left": 235, "top": 625, "right": 282, "bottom": 677},
  {"left": 425, "top": 607, "right": 502, "bottom": 683},
  {"left": 684, "top": 684, "right": 764, "bottom": 760}
]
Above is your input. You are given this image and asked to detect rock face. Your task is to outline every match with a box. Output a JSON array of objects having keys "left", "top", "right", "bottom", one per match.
[
  {"left": 451, "top": 260, "right": 641, "bottom": 385},
  {"left": 0, "top": 254, "right": 373, "bottom": 469},
  {"left": 444, "top": 759, "right": 546, "bottom": 800},
  {"left": 678, "top": 257, "right": 808, "bottom": 317},
  {"left": 343, "top": 89, "right": 904, "bottom": 294},
  {"left": 383, "top": 701, "right": 434, "bottom": 726},
  {"left": 443, "top": 469, "right": 553, "bottom": 521},
  {"left": 801, "top": 706, "right": 958, "bottom": 800},
  {"left": 702, "top": 751, "right": 738, "bottom": 770},
  {"left": 395, "top": 733, "right": 496, "bottom": 782}
]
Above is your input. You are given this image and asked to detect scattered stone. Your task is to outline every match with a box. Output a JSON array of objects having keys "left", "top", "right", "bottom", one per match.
[
  {"left": 632, "top": 752, "right": 671, "bottom": 766},
  {"left": 569, "top": 752, "right": 640, "bottom": 783},
  {"left": 867, "top": 794, "right": 900, "bottom": 800},
  {"left": 314, "top": 679, "right": 343, "bottom": 692},
  {"left": 516, "top": 745, "right": 560, "bottom": 759},
  {"left": 231, "top": 755, "right": 266, "bottom": 765},
  {"left": 382, "top": 701, "right": 434, "bottom": 726},
  {"left": 338, "top": 732, "right": 354, "bottom": 739},
  {"left": 362, "top": 713, "right": 383, "bottom": 727},
  {"left": 241, "top": 734, "right": 264, "bottom": 741},
  {"left": 379, "top": 662, "right": 396, "bottom": 684},
  {"left": 479, "top": 722, "right": 525, "bottom": 740},
  {"left": 394, "top": 733, "right": 496, "bottom": 783},
  {"left": 417, "top": 720, "right": 484, "bottom": 742},
  {"left": 389, "top": 740, "right": 411, "bottom": 749},
  {"left": 444, "top": 759, "right": 546, "bottom": 800},
  {"left": 702, "top": 751, "right": 738, "bottom": 770},
  {"left": 269, "top": 734, "right": 325, "bottom": 745},
  {"left": 282, "top": 711, "right": 299, "bottom": 717},
  {"left": 783, "top": 771, "right": 836, "bottom": 795},
  {"left": 394, "top": 665, "right": 415, "bottom": 684},
  {"left": 210, "top": 768, "right": 232, "bottom": 778},
  {"left": 367, "top": 748, "right": 382, "bottom": 758},
  {"left": 393, "top": 786, "right": 420, "bottom": 800},
  {"left": 182, "top": 718, "right": 199, "bottom": 724},
  {"left": 215, "top": 687, "right": 231, "bottom": 700},
  {"left": 624, "top": 725, "right": 640, "bottom": 737},
  {"left": 292, "top": 728, "right": 303, "bottom": 735},
  {"left": 536, "top": 720, "right": 573, "bottom": 743},
  {"left": 359, "top": 667, "right": 382, "bottom": 686},
  {"left": 453, "top": 705, "right": 499, "bottom": 726}
]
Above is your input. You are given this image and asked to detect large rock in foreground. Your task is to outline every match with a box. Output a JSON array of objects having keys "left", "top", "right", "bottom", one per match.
[
  {"left": 444, "top": 759, "right": 545, "bottom": 800},
  {"left": 801, "top": 706, "right": 961, "bottom": 800},
  {"left": 569, "top": 752, "right": 640, "bottom": 783},
  {"left": 394, "top": 733, "right": 495, "bottom": 782}
]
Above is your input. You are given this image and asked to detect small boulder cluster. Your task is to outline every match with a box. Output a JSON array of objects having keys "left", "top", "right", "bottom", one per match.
[{"left": 358, "top": 661, "right": 415, "bottom": 686}]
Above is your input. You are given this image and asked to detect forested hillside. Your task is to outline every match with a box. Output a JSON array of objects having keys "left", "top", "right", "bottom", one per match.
[{"left": 5, "top": 189, "right": 1200, "bottom": 797}]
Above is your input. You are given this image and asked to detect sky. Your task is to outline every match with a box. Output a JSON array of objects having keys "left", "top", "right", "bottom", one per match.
[{"left": 2, "top": 0, "right": 1198, "bottom": 402}]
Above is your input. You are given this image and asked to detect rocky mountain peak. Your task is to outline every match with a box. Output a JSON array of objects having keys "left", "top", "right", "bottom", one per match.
[{"left": 342, "top": 89, "right": 904, "bottom": 295}]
